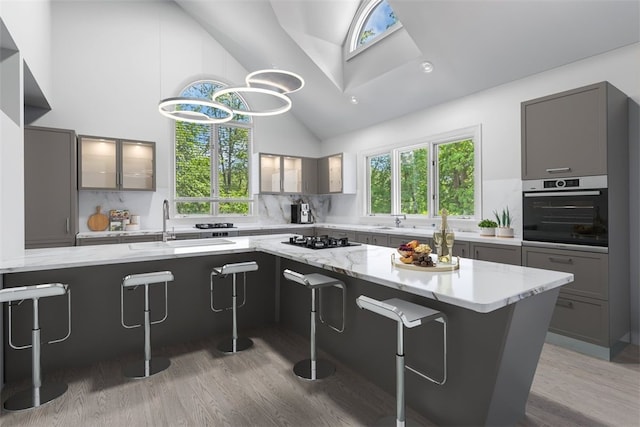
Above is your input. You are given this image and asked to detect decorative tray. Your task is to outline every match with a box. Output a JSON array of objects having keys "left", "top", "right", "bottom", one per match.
[{"left": 391, "top": 253, "right": 460, "bottom": 272}]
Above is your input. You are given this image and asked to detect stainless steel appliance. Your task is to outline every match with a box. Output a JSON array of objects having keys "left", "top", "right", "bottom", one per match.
[
  {"left": 291, "top": 203, "right": 312, "bottom": 224},
  {"left": 522, "top": 175, "right": 608, "bottom": 248},
  {"left": 195, "top": 223, "right": 238, "bottom": 237}
]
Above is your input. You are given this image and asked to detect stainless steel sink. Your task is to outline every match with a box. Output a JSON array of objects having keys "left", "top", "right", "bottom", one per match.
[
  {"left": 128, "top": 239, "right": 235, "bottom": 250},
  {"left": 166, "top": 238, "right": 234, "bottom": 247}
]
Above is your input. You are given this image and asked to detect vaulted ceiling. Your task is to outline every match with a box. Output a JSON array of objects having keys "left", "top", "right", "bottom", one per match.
[{"left": 174, "top": 0, "right": 640, "bottom": 141}]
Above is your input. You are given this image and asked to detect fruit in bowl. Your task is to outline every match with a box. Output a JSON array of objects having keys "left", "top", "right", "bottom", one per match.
[
  {"left": 397, "top": 243, "right": 414, "bottom": 258},
  {"left": 414, "top": 243, "right": 432, "bottom": 254}
]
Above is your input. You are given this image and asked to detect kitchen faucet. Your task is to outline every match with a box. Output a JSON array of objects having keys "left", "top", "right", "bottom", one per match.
[
  {"left": 392, "top": 214, "right": 406, "bottom": 227},
  {"left": 162, "top": 199, "right": 174, "bottom": 242}
]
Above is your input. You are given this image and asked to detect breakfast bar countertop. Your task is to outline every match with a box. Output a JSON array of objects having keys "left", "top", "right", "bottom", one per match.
[{"left": 0, "top": 234, "right": 572, "bottom": 313}]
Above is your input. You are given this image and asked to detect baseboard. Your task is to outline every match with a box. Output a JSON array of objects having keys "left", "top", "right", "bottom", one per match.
[{"left": 545, "top": 332, "right": 628, "bottom": 361}]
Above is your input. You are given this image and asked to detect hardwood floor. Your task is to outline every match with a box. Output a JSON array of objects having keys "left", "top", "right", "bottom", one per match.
[{"left": 1, "top": 327, "right": 638, "bottom": 426}]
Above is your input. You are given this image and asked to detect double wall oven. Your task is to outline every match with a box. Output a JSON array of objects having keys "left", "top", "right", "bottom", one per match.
[{"left": 522, "top": 175, "right": 608, "bottom": 251}]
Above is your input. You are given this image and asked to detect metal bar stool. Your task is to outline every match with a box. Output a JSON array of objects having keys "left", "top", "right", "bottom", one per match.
[
  {"left": 121, "top": 271, "right": 174, "bottom": 378},
  {"left": 0, "top": 283, "right": 71, "bottom": 411},
  {"left": 210, "top": 261, "right": 259, "bottom": 353},
  {"left": 356, "top": 295, "right": 447, "bottom": 427},
  {"left": 283, "top": 269, "right": 346, "bottom": 380}
]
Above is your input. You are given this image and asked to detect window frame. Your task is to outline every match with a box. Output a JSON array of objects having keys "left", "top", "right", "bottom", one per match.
[
  {"left": 171, "top": 80, "right": 255, "bottom": 218},
  {"left": 346, "top": 0, "right": 403, "bottom": 60},
  {"left": 362, "top": 125, "right": 482, "bottom": 220}
]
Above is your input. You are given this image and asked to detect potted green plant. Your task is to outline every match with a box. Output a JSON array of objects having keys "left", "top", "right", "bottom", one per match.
[
  {"left": 478, "top": 219, "right": 498, "bottom": 236},
  {"left": 494, "top": 207, "right": 514, "bottom": 238}
]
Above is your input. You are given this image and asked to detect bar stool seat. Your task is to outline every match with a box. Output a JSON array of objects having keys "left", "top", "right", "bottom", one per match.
[
  {"left": 210, "top": 261, "right": 259, "bottom": 353},
  {"left": 283, "top": 269, "right": 346, "bottom": 380},
  {"left": 0, "top": 283, "right": 71, "bottom": 411},
  {"left": 121, "top": 271, "right": 174, "bottom": 379},
  {"left": 356, "top": 295, "right": 447, "bottom": 427}
]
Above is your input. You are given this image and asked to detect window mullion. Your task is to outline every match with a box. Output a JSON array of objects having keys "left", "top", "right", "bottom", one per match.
[
  {"left": 391, "top": 149, "right": 400, "bottom": 215},
  {"left": 211, "top": 124, "right": 218, "bottom": 216},
  {"left": 430, "top": 143, "right": 437, "bottom": 218}
]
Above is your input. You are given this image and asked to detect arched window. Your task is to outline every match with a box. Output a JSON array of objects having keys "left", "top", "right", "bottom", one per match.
[
  {"left": 350, "top": 0, "right": 400, "bottom": 53},
  {"left": 174, "top": 80, "right": 253, "bottom": 216}
]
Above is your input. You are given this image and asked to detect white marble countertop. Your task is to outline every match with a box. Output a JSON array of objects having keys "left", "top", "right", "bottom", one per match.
[
  {"left": 77, "top": 222, "right": 522, "bottom": 246},
  {"left": 0, "top": 234, "right": 571, "bottom": 313}
]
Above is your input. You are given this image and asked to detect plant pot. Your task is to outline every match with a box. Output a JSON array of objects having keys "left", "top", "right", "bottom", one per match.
[
  {"left": 496, "top": 227, "right": 514, "bottom": 238},
  {"left": 479, "top": 227, "right": 496, "bottom": 236}
]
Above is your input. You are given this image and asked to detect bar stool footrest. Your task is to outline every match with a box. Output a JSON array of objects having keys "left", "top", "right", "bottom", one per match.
[
  {"left": 123, "top": 357, "right": 171, "bottom": 379},
  {"left": 218, "top": 336, "right": 253, "bottom": 354},
  {"left": 376, "top": 415, "right": 422, "bottom": 426},
  {"left": 3, "top": 382, "right": 68, "bottom": 411},
  {"left": 293, "top": 359, "right": 335, "bottom": 381}
]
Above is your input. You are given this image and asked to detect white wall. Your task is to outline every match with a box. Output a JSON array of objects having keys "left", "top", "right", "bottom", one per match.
[
  {"left": 33, "top": 0, "right": 320, "bottom": 229},
  {"left": 0, "top": 0, "right": 52, "bottom": 103},
  {"left": 322, "top": 42, "right": 640, "bottom": 344}
]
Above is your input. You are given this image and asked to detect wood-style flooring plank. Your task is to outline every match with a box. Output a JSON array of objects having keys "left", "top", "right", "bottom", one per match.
[{"left": 1, "top": 327, "right": 638, "bottom": 426}]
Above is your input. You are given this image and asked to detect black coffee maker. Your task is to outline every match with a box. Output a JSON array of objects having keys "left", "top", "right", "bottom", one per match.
[{"left": 291, "top": 203, "right": 312, "bottom": 223}]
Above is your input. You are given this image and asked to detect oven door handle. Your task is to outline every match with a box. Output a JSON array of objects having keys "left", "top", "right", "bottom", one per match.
[{"left": 524, "top": 190, "right": 601, "bottom": 197}]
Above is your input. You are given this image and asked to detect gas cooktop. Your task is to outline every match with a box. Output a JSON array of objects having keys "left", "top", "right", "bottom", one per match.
[
  {"left": 195, "top": 223, "right": 235, "bottom": 229},
  {"left": 283, "top": 235, "right": 361, "bottom": 250}
]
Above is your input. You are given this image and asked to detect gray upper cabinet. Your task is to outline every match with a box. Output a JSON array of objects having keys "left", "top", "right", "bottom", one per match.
[
  {"left": 521, "top": 81, "right": 628, "bottom": 180},
  {"left": 301, "top": 157, "right": 318, "bottom": 194},
  {"left": 79, "top": 135, "right": 156, "bottom": 191},
  {"left": 259, "top": 153, "right": 314, "bottom": 194},
  {"left": 317, "top": 153, "right": 356, "bottom": 194},
  {"left": 24, "top": 126, "right": 78, "bottom": 248}
]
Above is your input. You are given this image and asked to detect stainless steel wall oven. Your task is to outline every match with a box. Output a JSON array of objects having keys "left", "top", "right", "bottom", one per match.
[{"left": 522, "top": 176, "right": 608, "bottom": 248}]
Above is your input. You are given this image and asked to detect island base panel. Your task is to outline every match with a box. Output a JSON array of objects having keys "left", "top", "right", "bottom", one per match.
[
  {"left": 3, "top": 253, "right": 276, "bottom": 381},
  {"left": 278, "top": 259, "right": 560, "bottom": 426}
]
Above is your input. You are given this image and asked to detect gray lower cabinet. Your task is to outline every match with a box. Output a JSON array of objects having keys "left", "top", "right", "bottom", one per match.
[
  {"left": 522, "top": 246, "right": 620, "bottom": 348},
  {"left": 315, "top": 228, "right": 356, "bottom": 241},
  {"left": 452, "top": 240, "right": 470, "bottom": 258},
  {"left": 173, "top": 233, "right": 201, "bottom": 240},
  {"left": 77, "top": 234, "right": 161, "bottom": 245},
  {"left": 354, "top": 232, "right": 388, "bottom": 246},
  {"left": 388, "top": 235, "right": 420, "bottom": 248},
  {"left": 470, "top": 242, "right": 522, "bottom": 265},
  {"left": 24, "top": 126, "right": 78, "bottom": 248},
  {"left": 239, "top": 227, "right": 315, "bottom": 236}
]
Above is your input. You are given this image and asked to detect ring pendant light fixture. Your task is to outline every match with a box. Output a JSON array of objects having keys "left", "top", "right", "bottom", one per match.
[
  {"left": 212, "top": 86, "right": 292, "bottom": 117},
  {"left": 158, "top": 97, "right": 233, "bottom": 124},
  {"left": 158, "top": 69, "right": 303, "bottom": 122},
  {"left": 245, "top": 69, "right": 305, "bottom": 94}
]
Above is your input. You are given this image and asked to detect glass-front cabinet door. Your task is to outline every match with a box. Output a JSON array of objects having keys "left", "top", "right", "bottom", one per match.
[
  {"left": 79, "top": 137, "right": 118, "bottom": 189},
  {"left": 282, "top": 156, "right": 302, "bottom": 193},
  {"left": 121, "top": 140, "right": 155, "bottom": 190},
  {"left": 260, "top": 154, "right": 282, "bottom": 193},
  {"left": 79, "top": 135, "right": 155, "bottom": 191}
]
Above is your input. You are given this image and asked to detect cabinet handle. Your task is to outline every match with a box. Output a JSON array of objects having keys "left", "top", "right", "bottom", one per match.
[
  {"left": 461, "top": 249, "right": 465, "bottom": 257},
  {"left": 475, "top": 250, "right": 479, "bottom": 258},
  {"left": 549, "top": 257, "right": 573, "bottom": 264},
  {"left": 65, "top": 218, "right": 70, "bottom": 234},
  {"left": 546, "top": 167, "right": 572, "bottom": 173},
  {"left": 556, "top": 299, "right": 574, "bottom": 309}
]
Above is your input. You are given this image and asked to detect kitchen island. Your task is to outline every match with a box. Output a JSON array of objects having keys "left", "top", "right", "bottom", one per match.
[{"left": 0, "top": 235, "right": 572, "bottom": 425}]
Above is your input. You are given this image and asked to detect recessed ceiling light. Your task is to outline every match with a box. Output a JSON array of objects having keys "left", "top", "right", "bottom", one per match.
[
  {"left": 421, "top": 61, "right": 434, "bottom": 73},
  {"left": 350, "top": 95, "right": 359, "bottom": 105}
]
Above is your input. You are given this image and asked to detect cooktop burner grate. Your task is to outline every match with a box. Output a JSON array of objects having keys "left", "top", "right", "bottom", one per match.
[{"left": 283, "top": 235, "right": 361, "bottom": 249}]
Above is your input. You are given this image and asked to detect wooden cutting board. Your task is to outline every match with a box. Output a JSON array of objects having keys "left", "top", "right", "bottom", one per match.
[{"left": 87, "top": 206, "right": 109, "bottom": 231}]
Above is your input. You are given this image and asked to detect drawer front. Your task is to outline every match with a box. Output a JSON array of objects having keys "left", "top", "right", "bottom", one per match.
[
  {"left": 522, "top": 247, "right": 608, "bottom": 300},
  {"left": 549, "top": 293, "right": 609, "bottom": 346},
  {"left": 452, "top": 241, "right": 469, "bottom": 258},
  {"left": 471, "top": 243, "right": 522, "bottom": 265}
]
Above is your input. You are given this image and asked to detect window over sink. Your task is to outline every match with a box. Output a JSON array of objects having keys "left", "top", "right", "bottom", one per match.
[
  {"left": 173, "top": 80, "right": 254, "bottom": 217},
  {"left": 365, "top": 125, "right": 481, "bottom": 219}
]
